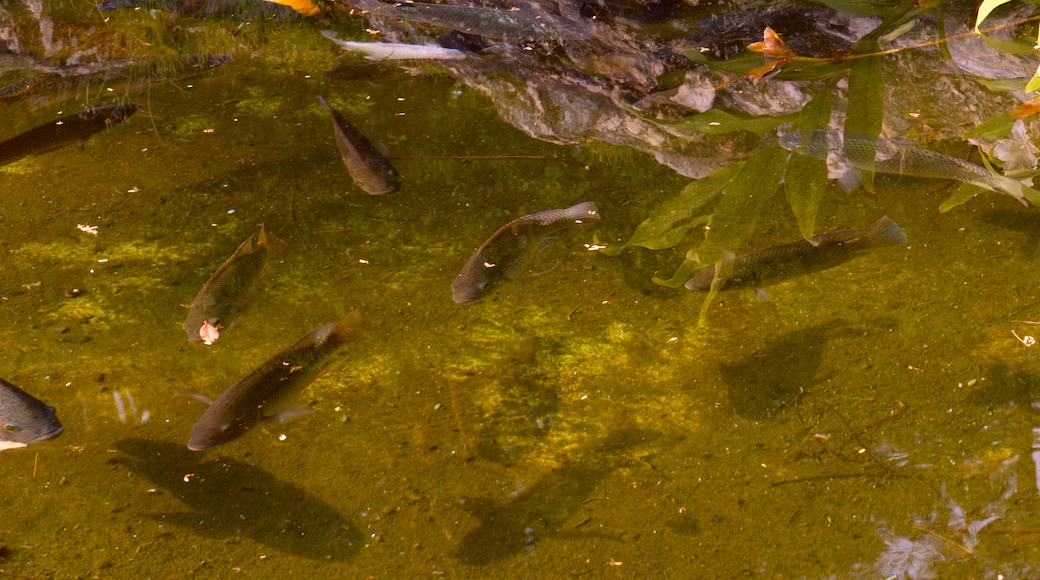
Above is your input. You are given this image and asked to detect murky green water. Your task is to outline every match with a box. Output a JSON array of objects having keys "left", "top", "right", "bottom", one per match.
[{"left": 3, "top": 0, "right": 1040, "bottom": 577}]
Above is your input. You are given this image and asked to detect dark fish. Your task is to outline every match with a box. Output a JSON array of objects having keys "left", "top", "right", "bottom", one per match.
[
  {"left": 779, "top": 130, "right": 1040, "bottom": 207},
  {"left": 684, "top": 216, "right": 906, "bottom": 296},
  {"left": 0, "top": 102, "right": 137, "bottom": 168},
  {"left": 318, "top": 96, "right": 401, "bottom": 195},
  {"left": 452, "top": 201, "right": 602, "bottom": 304},
  {"left": 0, "top": 378, "right": 63, "bottom": 445},
  {"left": 0, "top": 73, "right": 59, "bottom": 100},
  {"left": 187, "top": 311, "right": 371, "bottom": 450},
  {"left": 183, "top": 225, "right": 287, "bottom": 344}
]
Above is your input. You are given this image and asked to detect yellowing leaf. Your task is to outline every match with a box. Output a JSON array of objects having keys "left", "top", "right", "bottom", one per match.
[
  {"left": 975, "top": 0, "right": 1015, "bottom": 34},
  {"left": 264, "top": 0, "right": 320, "bottom": 17},
  {"left": 1026, "top": 64, "right": 1040, "bottom": 93},
  {"left": 1011, "top": 95, "right": 1040, "bottom": 120}
]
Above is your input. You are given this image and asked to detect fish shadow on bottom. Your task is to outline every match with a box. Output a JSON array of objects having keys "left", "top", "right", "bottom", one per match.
[
  {"left": 455, "top": 428, "right": 658, "bottom": 566},
  {"left": 719, "top": 319, "right": 898, "bottom": 420},
  {"left": 112, "top": 438, "right": 363, "bottom": 561}
]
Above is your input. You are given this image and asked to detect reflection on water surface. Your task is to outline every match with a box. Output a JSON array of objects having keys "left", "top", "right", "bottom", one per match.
[{"left": 2, "top": 0, "right": 1040, "bottom": 577}]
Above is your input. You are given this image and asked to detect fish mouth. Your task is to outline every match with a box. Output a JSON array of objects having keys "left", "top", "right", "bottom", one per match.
[
  {"left": 186, "top": 439, "right": 211, "bottom": 451},
  {"left": 31, "top": 424, "right": 64, "bottom": 443}
]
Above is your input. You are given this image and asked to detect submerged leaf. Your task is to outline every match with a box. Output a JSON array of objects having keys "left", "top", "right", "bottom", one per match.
[
  {"left": 606, "top": 161, "right": 744, "bottom": 255},
  {"left": 845, "top": 40, "right": 884, "bottom": 192},
  {"left": 784, "top": 91, "right": 832, "bottom": 241},
  {"left": 939, "top": 182, "right": 983, "bottom": 212},
  {"left": 652, "top": 247, "right": 704, "bottom": 288},
  {"left": 966, "top": 112, "right": 1016, "bottom": 138},
  {"left": 695, "top": 145, "right": 787, "bottom": 264}
]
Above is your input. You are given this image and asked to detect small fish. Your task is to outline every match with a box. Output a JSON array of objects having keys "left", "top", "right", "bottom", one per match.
[
  {"left": 779, "top": 130, "right": 1040, "bottom": 206},
  {"left": 453, "top": 201, "right": 602, "bottom": 304},
  {"left": 183, "top": 225, "right": 287, "bottom": 344},
  {"left": 187, "top": 311, "right": 371, "bottom": 450},
  {"left": 318, "top": 96, "right": 401, "bottom": 195},
  {"left": 0, "top": 103, "right": 137, "bottom": 168},
  {"left": 684, "top": 216, "right": 906, "bottom": 297},
  {"left": 0, "top": 378, "right": 64, "bottom": 446},
  {"left": 321, "top": 30, "right": 466, "bottom": 61}
]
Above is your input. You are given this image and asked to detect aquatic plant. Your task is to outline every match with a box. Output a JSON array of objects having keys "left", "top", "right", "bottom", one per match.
[
  {"left": 612, "top": 0, "right": 1040, "bottom": 295},
  {"left": 875, "top": 532, "right": 945, "bottom": 579}
]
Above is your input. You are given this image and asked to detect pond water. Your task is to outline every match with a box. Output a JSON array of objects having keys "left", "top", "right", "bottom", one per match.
[{"left": 2, "top": 0, "right": 1040, "bottom": 577}]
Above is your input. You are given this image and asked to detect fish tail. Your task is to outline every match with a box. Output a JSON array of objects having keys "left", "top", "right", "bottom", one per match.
[
  {"left": 258, "top": 224, "right": 289, "bottom": 256},
  {"left": 858, "top": 216, "right": 907, "bottom": 249},
  {"left": 324, "top": 310, "right": 372, "bottom": 346},
  {"left": 998, "top": 173, "right": 1040, "bottom": 207}
]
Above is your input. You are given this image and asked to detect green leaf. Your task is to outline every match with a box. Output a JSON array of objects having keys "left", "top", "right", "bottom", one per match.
[
  {"left": 651, "top": 145, "right": 787, "bottom": 287},
  {"left": 964, "top": 112, "right": 1016, "bottom": 139},
  {"left": 940, "top": 182, "right": 984, "bottom": 212},
  {"left": 693, "top": 145, "right": 788, "bottom": 265},
  {"left": 976, "top": 32, "right": 1034, "bottom": 55},
  {"left": 976, "top": 0, "right": 1016, "bottom": 34},
  {"left": 605, "top": 161, "right": 745, "bottom": 255},
  {"left": 652, "top": 247, "right": 706, "bottom": 288},
  {"left": 973, "top": 76, "right": 1030, "bottom": 92},
  {"left": 785, "top": 91, "right": 832, "bottom": 241},
  {"left": 844, "top": 39, "right": 884, "bottom": 192}
]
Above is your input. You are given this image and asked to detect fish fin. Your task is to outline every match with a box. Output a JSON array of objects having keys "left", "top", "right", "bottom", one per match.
[
  {"left": 227, "top": 233, "right": 256, "bottom": 261},
  {"left": 1017, "top": 183, "right": 1040, "bottom": 206},
  {"left": 181, "top": 392, "right": 214, "bottom": 406},
  {"left": 858, "top": 216, "right": 907, "bottom": 248},
  {"left": 982, "top": 156, "right": 1034, "bottom": 206},
  {"left": 264, "top": 406, "right": 316, "bottom": 423},
  {"left": 257, "top": 224, "right": 289, "bottom": 256},
  {"left": 754, "top": 287, "right": 771, "bottom": 302},
  {"left": 518, "top": 261, "right": 560, "bottom": 280},
  {"left": 0, "top": 441, "right": 28, "bottom": 451},
  {"left": 303, "top": 310, "right": 372, "bottom": 349},
  {"left": 317, "top": 95, "right": 332, "bottom": 112},
  {"left": 836, "top": 165, "right": 862, "bottom": 192}
]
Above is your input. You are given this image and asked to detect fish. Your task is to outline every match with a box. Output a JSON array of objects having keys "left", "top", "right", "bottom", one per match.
[
  {"left": 0, "top": 378, "right": 64, "bottom": 447},
  {"left": 183, "top": 225, "right": 287, "bottom": 344},
  {"left": 684, "top": 215, "right": 906, "bottom": 297},
  {"left": 452, "top": 201, "right": 602, "bottom": 304},
  {"left": 779, "top": 130, "right": 1040, "bottom": 207},
  {"left": 187, "top": 310, "right": 371, "bottom": 450},
  {"left": 0, "top": 103, "right": 137, "bottom": 168},
  {"left": 321, "top": 30, "right": 466, "bottom": 61},
  {"left": 318, "top": 96, "right": 402, "bottom": 195}
]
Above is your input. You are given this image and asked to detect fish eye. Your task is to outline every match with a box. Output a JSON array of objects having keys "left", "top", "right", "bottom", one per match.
[
  {"left": 4, "top": 423, "right": 21, "bottom": 432},
  {"left": 209, "top": 318, "right": 222, "bottom": 327},
  {"left": 220, "top": 423, "right": 233, "bottom": 433}
]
